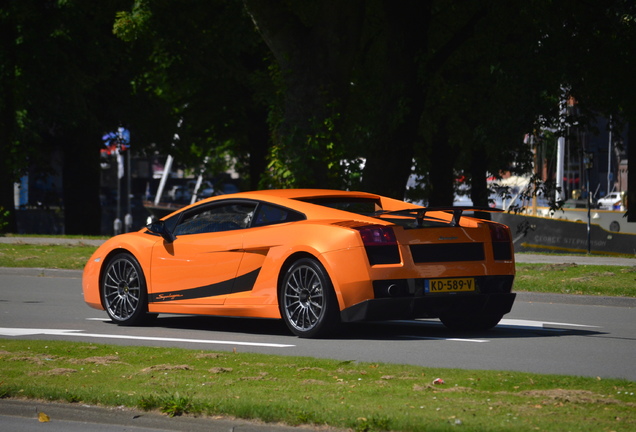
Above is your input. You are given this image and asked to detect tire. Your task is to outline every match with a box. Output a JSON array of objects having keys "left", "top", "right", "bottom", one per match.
[
  {"left": 439, "top": 313, "right": 503, "bottom": 332},
  {"left": 101, "top": 252, "right": 155, "bottom": 325},
  {"left": 279, "top": 258, "right": 340, "bottom": 338}
]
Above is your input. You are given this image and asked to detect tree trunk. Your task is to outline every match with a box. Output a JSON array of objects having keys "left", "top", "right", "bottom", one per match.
[
  {"left": 246, "top": 105, "right": 269, "bottom": 190},
  {"left": 0, "top": 12, "right": 18, "bottom": 233},
  {"left": 61, "top": 131, "right": 101, "bottom": 235},
  {"left": 428, "top": 120, "right": 456, "bottom": 206},
  {"left": 628, "top": 120, "right": 635, "bottom": 222},
  {"left": 243, "top": 0, "right": 365, "bottom": 188},
  {"left": 358, "top": 1, "right": 428, "bottom": 199},
  {"left": 470, "top": 143, "right": 491, "bottom": 220}
]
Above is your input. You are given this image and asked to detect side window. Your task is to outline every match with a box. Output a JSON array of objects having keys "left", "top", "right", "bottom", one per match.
[
  {"left": 174, "top": 202, "right": 256, "bottom": 236},
  {"left": 252, "top": 204, "right": 305, "bottom": 227}
]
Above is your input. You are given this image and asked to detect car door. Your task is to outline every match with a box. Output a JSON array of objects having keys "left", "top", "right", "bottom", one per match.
[{"left": 148, "top": 200, "right": 256, "bottom": 306}]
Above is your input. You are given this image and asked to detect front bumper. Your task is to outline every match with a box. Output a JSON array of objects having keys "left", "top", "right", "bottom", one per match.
[{"left": 340, "top": 292, "right": 516, "bottom": 322}]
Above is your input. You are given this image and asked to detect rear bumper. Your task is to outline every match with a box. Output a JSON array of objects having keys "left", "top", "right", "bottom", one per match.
[{"left": 340, "top": 292, "right": 516, "bottom": 322}]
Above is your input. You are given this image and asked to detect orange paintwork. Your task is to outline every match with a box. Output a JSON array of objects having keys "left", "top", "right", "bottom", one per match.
[{"left": 82, "top": 189, "right": 515, "bottom": 324}]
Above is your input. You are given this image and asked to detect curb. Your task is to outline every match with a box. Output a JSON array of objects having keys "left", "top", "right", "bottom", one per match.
[
  {"left": 0, "top": 237, "right": 106, "bottom": 247},
  {"left": 0, "top": 267, "right": 83, "bottom": 278},
  {"left": 515, "top": 291, "right": 636, "bottom": 308},
  {"left": 0, "top": 399, "right": 320, "bottom": 432}
]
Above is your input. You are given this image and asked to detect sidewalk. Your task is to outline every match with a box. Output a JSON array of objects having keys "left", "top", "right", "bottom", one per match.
[
  {"left": 515, "top": 253, "right": 636, "bottom": 266},
  {"left": 0, "top": 399, "right": 328, "bottom": 432},
  {"left": 0, "top": 236, "right": 106, "bottom": 247}
]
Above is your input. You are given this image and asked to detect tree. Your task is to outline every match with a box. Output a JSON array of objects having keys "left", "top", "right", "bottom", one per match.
[
  {"left": 1, "top": 0, "right": 154, "bottom": 234},
  {"left": 113, "top": 0, "right": 272, "bottom": 190},
  {"left": 245, "top": 0, "right": 636, "bottom": 206},
  {"left": 4, "top": 1, "right": 636, "bottom": 237}
]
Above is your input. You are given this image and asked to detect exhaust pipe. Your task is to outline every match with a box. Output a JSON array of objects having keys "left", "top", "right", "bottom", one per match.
[{"left": 387, "top": 284, "right": 401, "bottom": 297}]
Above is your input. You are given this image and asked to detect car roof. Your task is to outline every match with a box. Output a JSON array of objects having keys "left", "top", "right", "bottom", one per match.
[
  {"left": 230, "top": 189, "right": 382, "bottom": 200},
  {"left": 174, "top": 189, "right": 387, "bottom": 223}
]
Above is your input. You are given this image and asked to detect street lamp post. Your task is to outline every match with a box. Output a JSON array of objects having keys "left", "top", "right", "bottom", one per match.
[
  {"left": 584, "top": 152, "right": 594, "bottom": 254},
  {"left": 607, "top": 116, "right": 612, "bottom": 195},
  {"left": 103, "top": 126, "right": 130, "bottom": 235}
]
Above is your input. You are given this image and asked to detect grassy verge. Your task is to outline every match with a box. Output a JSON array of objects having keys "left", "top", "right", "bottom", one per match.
[
  {"left": 515, "top": 263, "right": 636, "bottom": 297},
  {"left": 1, "top": 339, "right": 635, "bottom": 432},
  {"left": 0, "top": 243, "right": 96, "bottom": 270}
]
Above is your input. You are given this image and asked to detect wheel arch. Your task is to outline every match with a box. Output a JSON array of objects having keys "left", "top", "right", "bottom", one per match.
[
  {"left": 97, "top": 247, "right": 142, "bottom": 309},
  {"left": 276, "top": 251, "right": 344, "bottom": 311}
]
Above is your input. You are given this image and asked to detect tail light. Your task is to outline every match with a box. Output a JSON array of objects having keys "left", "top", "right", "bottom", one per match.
[
  {"left": 353, "top": 225, "right": 400, "bottom": 265},
  {"left": 356, "top": 225, "right": 397, "bottom": 246},
  {"left": 488, "top": 223, "right": 511, "bottom": 242},
  {"left": 488, "top": 223, "right": 512, "bottom": 260}
]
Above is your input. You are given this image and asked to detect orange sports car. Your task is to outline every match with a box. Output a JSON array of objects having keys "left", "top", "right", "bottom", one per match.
[{"left": 82, "top": 189, "right": 516, "bottom": 338}]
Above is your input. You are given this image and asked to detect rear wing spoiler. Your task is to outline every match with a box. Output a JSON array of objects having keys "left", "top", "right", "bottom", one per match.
[{"left": 376, "top": 206, "right": 503, "bottom": 227}]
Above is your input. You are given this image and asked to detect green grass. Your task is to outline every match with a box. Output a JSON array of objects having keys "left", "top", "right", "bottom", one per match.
[
  {"left": 1, "top": 340, "right": 635, "bottom": 431},
  {"left": 0, "top": 243, "right": 95, "bottom": 270},
  {"left": 515, "top": 263, "right": 636, "bottom": 297}
]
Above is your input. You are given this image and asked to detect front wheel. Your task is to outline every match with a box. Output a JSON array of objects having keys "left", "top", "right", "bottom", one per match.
[
  {"left": 279, "top": 258, "right": 340, "bottom": 338},
  {"left": 101, "top": 252, "right": 155, "bottom": 325},
  {"left": 439, "top": 313, "right": 503, "bottom": 332}
]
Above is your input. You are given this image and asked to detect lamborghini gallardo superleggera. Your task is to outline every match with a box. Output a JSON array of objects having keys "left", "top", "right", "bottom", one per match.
[{"left": 82, "top": 189, "right": 516, "bottom": 338}]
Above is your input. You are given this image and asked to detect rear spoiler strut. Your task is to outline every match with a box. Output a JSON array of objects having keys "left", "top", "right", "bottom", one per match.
[{"left": 376, "top": 206, "right": 504, "bottom": 227}]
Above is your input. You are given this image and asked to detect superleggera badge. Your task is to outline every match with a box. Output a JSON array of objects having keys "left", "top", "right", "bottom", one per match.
[{"left": 156, "top": 293, "right": 184, "bottom": 300}]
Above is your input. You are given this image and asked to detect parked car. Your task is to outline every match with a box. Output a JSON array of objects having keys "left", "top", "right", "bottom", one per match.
[
  {"left": 82, "top": 189, "right": 516, "bottom": 338},
  {"left": 597, "top": 192, "right": 623, "bottom": 210}
]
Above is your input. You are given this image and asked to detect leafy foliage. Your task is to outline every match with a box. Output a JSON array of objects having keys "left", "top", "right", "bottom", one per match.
[
  {"left": 2, "top": 1, "right": 636, "bottom": 234},
  {"left": 0, "top": 207, "right": 9, "bottom": 234}
]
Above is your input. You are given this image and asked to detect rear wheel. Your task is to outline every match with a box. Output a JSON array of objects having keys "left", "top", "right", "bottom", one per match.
[
  {"left": 440, "top": 313, "right": 503, "bottom": 332},
  {"left": 279, "top": 258, "right": 340, "bottom": 338},
  {"left": 101, "top": 252, "right": 156, "bottom": 325}
]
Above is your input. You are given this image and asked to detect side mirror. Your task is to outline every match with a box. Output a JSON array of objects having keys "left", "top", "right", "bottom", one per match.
[{"left": 147, "top": 220, "right": 176, "bottom": 243}]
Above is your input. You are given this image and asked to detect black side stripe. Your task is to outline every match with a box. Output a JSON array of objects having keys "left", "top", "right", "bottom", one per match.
[{"left": 149, "top": 268, "right": 262, "bottom": 303}]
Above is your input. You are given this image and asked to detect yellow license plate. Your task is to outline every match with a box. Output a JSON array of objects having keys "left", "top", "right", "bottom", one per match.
[{"left": 425, "top": 278, "right": 475, "bottom": 293}]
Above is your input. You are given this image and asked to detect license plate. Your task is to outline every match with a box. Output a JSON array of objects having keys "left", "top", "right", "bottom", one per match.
[{"left": 424, "top": 278, "right": 475, "bottom": 293}]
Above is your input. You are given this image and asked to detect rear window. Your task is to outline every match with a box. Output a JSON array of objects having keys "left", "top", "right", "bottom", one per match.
[
  {"left": 252, "top": 203, "right": 305, "bottom": 227},
  {"left": 297, "top": 197, "right": 380, "bottom": 215}
]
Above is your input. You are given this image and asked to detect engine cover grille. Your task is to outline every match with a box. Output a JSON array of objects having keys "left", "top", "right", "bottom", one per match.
[{"left": 410, "top": 243, "right": 484, "bottom": 263}]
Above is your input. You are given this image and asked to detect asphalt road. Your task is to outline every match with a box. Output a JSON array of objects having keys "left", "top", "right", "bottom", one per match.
[
  {"left": 1, "top": 261, "right": 635, "bottom": 431},
  {"left": 1, "top": 266, "right": 634, "bottom": 381}
]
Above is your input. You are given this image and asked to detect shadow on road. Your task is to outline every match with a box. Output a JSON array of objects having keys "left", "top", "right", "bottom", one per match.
[{"left": 113, "top": 314, "right": 606, "bottom": 341}]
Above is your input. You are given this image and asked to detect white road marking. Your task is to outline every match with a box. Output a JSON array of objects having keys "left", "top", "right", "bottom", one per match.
[
  {"left": 0, "top": 327, "right": 295, "bottom": 348},
  {"left": 499, "top": 318, "right": 600, "bottom": 329},
  {"left": 401, "top": 336, "right": 489, "bottom": 343},
  {"left": 393, "top": 318, "right": 601, "bottom": 342},
  {"left": 410, "top": 318, "right": 599, "bottom": 330}
]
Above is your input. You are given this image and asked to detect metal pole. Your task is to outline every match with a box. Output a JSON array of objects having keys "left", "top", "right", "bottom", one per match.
[
  {"left": 154, "top": 155, "right": 173, "bottom": 206},
  {"left": 556, "top": 137, "right": 565, "bottom": 202},
  {"left": 125, "top": 149, "right": 132, "bottom": 232},
  {"left": 556, "top": 95, "right": 567, "bottom": 203},
  {"left": 114, "top": 151, "right": 122, "bottom": 235},
  {"left": 584, "top": 153, "right": 593, "bottom": 254},
  {"left": 190, "top": 156, "right": 209, "bottom": 205},
  {"left": 607, "top": 115, "right": 612, "bottom": 195},
  {"left": 587, "top": 170, "right": 591, "bottom": 254}
]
